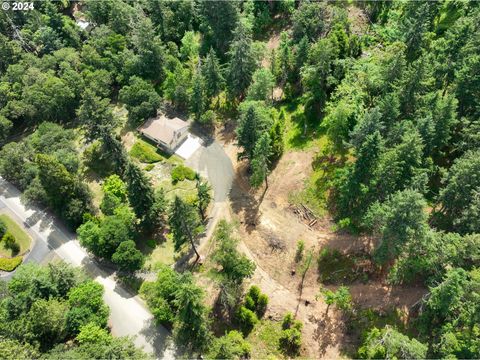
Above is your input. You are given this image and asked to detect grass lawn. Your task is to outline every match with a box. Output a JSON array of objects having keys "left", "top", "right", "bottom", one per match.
[
  {"left": 159, "top": 178, "right": 198, "bottom": 203},
  {"left": 281, "top": 101, "right": 327, "bottom": 151},
  {"left": 246, "top": 320, "right": 284, "bottom": 359},
  {"left": 0, "top": 214, "right": 32, "bottom": 258},
  {"left": 130, "top": 138, "right": 165, "bottom": 163},
  {"left": 144, "top": 235, "right": 175, "bottom": 269}
]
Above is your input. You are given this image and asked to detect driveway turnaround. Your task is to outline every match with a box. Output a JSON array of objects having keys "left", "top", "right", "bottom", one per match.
[
  {"left": 175, "top": 134, "right": 202, "bottom": 160},
  {"left": 0, "top": 178, "right": 175, "bottom": 359}
]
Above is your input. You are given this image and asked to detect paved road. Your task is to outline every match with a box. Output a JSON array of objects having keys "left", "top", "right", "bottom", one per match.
[{"left": 0, "top": 178, "right": 175, "bottom": 359}]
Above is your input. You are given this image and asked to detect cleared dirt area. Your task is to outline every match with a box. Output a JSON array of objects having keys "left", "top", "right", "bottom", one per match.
[{"left": 219, "top": 134, "right": 426, "bottom": 358}]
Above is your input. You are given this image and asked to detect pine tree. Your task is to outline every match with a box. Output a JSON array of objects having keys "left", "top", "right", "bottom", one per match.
[
  {"left": 77, "top": 90, "right": 117, "bottom": 142},
  {"left": 203, "top": 48, "right": 225, "bottom": 103},
  {"left": 196, "top": 179, "right": 211, "bottom": 221},
  {"left": 250, "top": 133, "right": 272, "bottom": 189},
  {"left": 124, "top": 161, "right": 155, "bottom": 226},
  {"left": 226, "top": 21, "right": 257, "bottom": 101},
  {"left": 190, "top": 72, "right": 207, "bottom": 121},
  {"left": 236, "top": 106, "right": 260, "bottom": 161},
  {"left": 169, "top": 196, "right": 202, "bottom": 262}
]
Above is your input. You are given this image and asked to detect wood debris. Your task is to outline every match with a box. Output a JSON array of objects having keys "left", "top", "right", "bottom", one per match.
[{"left": 289, "top": 203, "right": 318, "bottom": 229}]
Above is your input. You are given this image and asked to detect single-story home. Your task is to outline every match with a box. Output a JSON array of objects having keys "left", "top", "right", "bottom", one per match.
[{"left": 138, "top": 115, "right": 189, "bottom": 153}]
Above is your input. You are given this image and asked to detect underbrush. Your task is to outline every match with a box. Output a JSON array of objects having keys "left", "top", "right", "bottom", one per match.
[{"left": 317, "top": 247, "right": 372, "bottom": 284}]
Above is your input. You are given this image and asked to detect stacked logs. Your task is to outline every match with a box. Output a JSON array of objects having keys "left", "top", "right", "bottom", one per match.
[{"left": 290, "top": 203, "right": 318, "bottom": 228}]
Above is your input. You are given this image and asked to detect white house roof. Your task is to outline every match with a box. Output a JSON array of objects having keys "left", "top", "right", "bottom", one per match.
[
  {"left": 138, "top": 115, "right": 188, "bottom": 145},
  {"left": 76, "top": 19, "right": 90, "bottom": 30}
]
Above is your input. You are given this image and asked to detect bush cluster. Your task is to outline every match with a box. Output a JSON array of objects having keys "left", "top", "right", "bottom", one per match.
[
  {"left": 279, "top": 312, "right": 303, "bottom": 355},
  {"left": 235, "top": 285, "right": 269, "bottom": 335},
  {"left": 171, "top": 164, "right": 197, "bottom": 183}
]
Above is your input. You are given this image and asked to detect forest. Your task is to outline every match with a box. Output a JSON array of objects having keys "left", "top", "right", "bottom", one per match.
[{"left": 0, "top": 0, "right": 479, "bottom": 358}]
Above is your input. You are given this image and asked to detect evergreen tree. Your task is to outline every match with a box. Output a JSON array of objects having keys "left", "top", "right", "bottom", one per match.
[
  {"left": 173, "top": 276, "right": 212, "bottom": 352},
  {"left": 196, "top": 179, "right": 211, "bottom": 221},
  {"left": 124, "top": 162, "right": 155, "bottom": 226},
  {"left": 226, "top": 21, "right": 257, "bottom": 101},
  {"left": 190, "top": 72, "right": 207, "bottom": 121},
  {"left": 77, "top": 90, "right": 116, "bottom": 142},
  {"left": 202, "top": 48, "right": 225, "bottom": 103},
  {"left": 168, "top": 196, "right": 202, "bottom": 262},
  {"left": 250, "top": 133, "right": 272, "bottom": 189}
]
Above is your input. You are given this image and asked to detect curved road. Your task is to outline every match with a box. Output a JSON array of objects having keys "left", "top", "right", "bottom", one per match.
[
  {"left": 0, "top": 139, "right": 234, "bottom": 358},
  {"left": 0, "top": 178, "right": 175, "bottom": 359}
]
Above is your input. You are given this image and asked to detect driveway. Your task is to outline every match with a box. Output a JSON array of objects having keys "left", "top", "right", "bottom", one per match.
[
  {"left": 175, "top": 134, "right": 202, "bottom": 160},
  {"left": 0, "top": 178, "right": 175, "bottom": 359},
  {"left": 185, "top": 139, "right": 234, "bottom": 202}
]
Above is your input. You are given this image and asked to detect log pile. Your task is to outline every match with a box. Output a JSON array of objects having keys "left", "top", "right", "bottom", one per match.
[{"left": 290, "top": 203, "right": 318, "bottom": 228}]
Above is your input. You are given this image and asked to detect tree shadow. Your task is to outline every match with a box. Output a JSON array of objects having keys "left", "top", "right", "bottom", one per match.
[{"left": 229, "top": 175, "right": 261, "bottom": 234}]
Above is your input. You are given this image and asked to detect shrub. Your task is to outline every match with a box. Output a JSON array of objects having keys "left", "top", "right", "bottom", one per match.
[
  {"left": 244, "top": 294, "right": 256, "bottom": 312},
  {"left": 0, "top": 256, "right": 22, "bottom": 271},
  {"left": 236, "top": 306, "right": 258, "bottom": 335},
  {"left": 2, "top": 233, "right": 19, "bottom": 254},
  {"left": 130, "top": 140, "right": 163, "bottom": 163},
  {"left": 145, "top": 164, "right": 155, "bottom": 171},
  {"left": 247, "top": 285, "right": 261, "bottom": 304},
  {"left": 200, "top": 110, "right": 216, "bottom": 126},
  {"left": 207, "top": 330, "right": 251, "bottom": 359},
  {"left": 146, "top": 239, "right": 156, "bottom": 248},
  {"left": 151, "top": 297, "right": 175, "bottom": 327},
  {"left": 279, "top": 327, "right": 302, "bottom": 355},
  {"left": 171, "top": 165, "right": 196, "bottom": 183},
  {"left": 257, "top": 293, "right": 269, "bottom": 316},
  {"left": 0, "top": 219, "right": 6, "bottom": 239},
  {"left": 244, "top": 285, "right": 269, "bottom": 317},
  {"left": 295, "top": 240, "right": 305, "bottom": 262},
  {"left": 282, "top": 312, "right": 294, "bottom": 330},
  {"left": 279, "top": 313, "right": 303, "bottom": 355}
]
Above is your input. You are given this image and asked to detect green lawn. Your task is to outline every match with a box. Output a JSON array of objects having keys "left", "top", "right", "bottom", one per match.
[
  {"left": 0, "top": 214, "right": 32, "bottom": 258},
  {"left": 144, "top": 235, "right": 175, "bottom": 269},
  {"left": 281, "top": 101, "right": 327, "bottom": 151},
  {"left": 130, "top": 138, "right": 165, "bottom": 163}
]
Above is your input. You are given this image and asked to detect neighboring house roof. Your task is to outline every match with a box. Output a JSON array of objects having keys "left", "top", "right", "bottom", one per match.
[
  {"left": 138, "top": 115, "right": 189, "bottom": 147},
  {"left": 76, "top": 19, "right": 90, "bottom": 30}
]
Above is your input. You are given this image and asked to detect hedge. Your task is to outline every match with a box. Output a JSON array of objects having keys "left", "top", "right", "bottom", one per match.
[{"left": 0, "top": 256, "right": 23, "bottom": 272}]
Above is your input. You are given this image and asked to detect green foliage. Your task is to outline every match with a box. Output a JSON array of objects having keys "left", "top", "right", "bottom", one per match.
[
  {"left": 278, "top": 313, "right": 303, "bottom": 355},
  {"left": 236, "top": 102, "right": 274, "bottom": 161},
  {"left": 173, "top": 275, "right": 212, "bottom": 352},
  {"left": 318, "top": 286, "right": 352, "bottom": 314},
  {"left": 436, "top": 150, "right": 480, "bottom": 234},
  {"left": 129, "top": 140, "right": 164, "bottom": 163},
  {"left": 364, "top": 189, "right": 428, "bottom": 266},
  {"left": 2, "top": 232, "right": 19, "bottom": 254},
  {"left": 247, "top": 68, "right": 275, "bottom": 103},
  {"left": 250, "top": 133, "right": 272, "bottom": 188},
  {"left": 168, "top": 196, "right": 202, "bottom": 254},
  {"left": 77, "top": 90, "right": 117, "bottom": 142},
  {"left": 0, "top": 256, "right": 22, "bottom": 272},
  {"left": 112, "top": 240, "right": 145, "bottom": 272},
  {"left": 226, "top": 21, "right": 257, "bottom": 101},
  {"left": 124, "top": 161, "right": 155, "bottom": 226},
  {"left": 358, "top": 326, "right": 427, "bottom": 359},
  {"left": 295, "top": 240, "right": 305, "bottom": 263},
  {"left": 292, "top": 1, "right": 329, "bottom": 42},
  {"left": 202, "top": 48, "right": 225, "bottom": 102},
  {"left": 196, "top": 179, "right": 211, "bottom": 221},
  {"left": 207, "top": 330, "right": 251, "bottom": 360},
  {"left": 119, "top": 76, "right": 161, "bottom": 125},
  {"left": 0, "top": 219, "right": 6, "bottom": 239},
  {"left": 213, "top": 220, "right": 255, "bottom": 284},
  {"left": 236, "top": 306, "right": 258, "bottom": 336},
  {"left": 171, "top": 164, "right": 196, "bottom": 183},
  {"left": 317, "top": 247, "right": 365, "bottom": 284}
]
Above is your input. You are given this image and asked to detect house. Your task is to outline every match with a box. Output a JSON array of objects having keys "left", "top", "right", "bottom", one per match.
[
  {"left": 138, "top": 115, "right": 189, "bottom": 153},
  {"left": 75, "top": 19, "right": 92, "bottom": 32}
]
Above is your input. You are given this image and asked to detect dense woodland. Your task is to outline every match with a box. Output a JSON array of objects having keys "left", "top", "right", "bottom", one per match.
[{"left": 0, "top": 0, "right": 480, "bottom": 358}]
